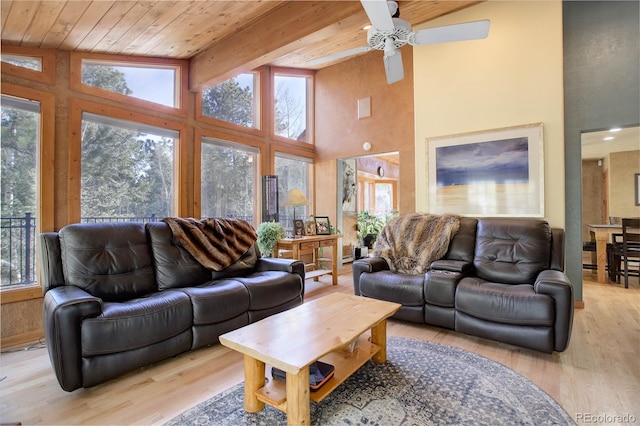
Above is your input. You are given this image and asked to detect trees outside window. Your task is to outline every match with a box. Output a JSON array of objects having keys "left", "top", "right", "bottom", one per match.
[
  {"left": 200, "top": 138, "right": 257, "bottom": 223},
  {"left": 275, "top": 153, "right": 312, "bottom": 223},
  {"left": 1, "top": 96, "right": 39, "bottom": 288},
  {"left": 201, "top": 73, "right": 258, "bottom": 129},
  {"left": 274, "top": 74, "right": 309, "bottom": 142}
]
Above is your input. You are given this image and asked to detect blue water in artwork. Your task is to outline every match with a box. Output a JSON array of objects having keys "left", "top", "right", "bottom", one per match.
[{"left": 436, "top": 137, "right": 529, "bottom": 187}]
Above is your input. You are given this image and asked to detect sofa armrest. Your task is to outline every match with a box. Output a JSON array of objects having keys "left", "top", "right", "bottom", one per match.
[
  {"left": 256, "top": 257, "right": 305, "bottom": 280},
  {"left": 534, "top": 270, "right": 574, "bottom": 352},
  {"left": 44, "top": 286, "right": 103, "bottom": 392},
  {"left": 352, "top": 257, "right": 390, "bottom": 295}
]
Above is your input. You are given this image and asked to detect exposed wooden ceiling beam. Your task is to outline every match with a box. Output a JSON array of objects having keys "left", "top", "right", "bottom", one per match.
[{"left": 189, "top": 1, "right": 365, "bottom": 91}]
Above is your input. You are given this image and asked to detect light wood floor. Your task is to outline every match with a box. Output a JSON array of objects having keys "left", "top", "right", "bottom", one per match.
[{"left": 1, "top": 267, "right": 638, "bottom": 425}]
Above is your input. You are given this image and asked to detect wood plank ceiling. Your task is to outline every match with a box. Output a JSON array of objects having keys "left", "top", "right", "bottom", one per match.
[{"left": 1, "top": 1, "right": 482, "bottom": 90}]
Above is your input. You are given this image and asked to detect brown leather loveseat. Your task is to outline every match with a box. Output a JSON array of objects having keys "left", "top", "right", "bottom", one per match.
[
  {"left": 353, "top": 217, "right": 573, "bottom": 353},
  {"left": 39, "top": 221, "right": 304, "bottom": 392}
]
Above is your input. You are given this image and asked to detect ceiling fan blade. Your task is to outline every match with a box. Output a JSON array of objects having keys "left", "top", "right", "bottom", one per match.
[
  {"left": 361, "top": 0, "right": 395, "bottom": 32},
  {"left": 411, "top": 20, "right": 490, "bottom": 45},
  {"left": 306, "top": 46, "right": 372, "bottom": 67},
  {"left": 383, "top": 51, "right": 404, "bottom": 84}
]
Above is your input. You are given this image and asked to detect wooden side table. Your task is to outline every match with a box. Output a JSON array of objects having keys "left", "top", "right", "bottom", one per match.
[{"left": 276, "top": 234, "right": 339, "bottom": 285}]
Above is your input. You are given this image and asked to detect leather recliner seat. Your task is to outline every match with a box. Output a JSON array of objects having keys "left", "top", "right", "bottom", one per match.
[
  {"left": 353, "top": 217, "right": 573, "bottom": 353},
  {"left": 40, "top": 221, "right": 305, "bottom": 392}
]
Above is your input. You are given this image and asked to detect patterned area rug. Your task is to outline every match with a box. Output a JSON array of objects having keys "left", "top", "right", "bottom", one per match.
[{"left": 165, "top": 337, "right": 574, "bottom": 425}]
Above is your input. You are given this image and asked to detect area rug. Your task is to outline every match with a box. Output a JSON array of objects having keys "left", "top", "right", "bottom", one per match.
[{"left": 165, "top": 337, "right": 574, "bottom": 425}]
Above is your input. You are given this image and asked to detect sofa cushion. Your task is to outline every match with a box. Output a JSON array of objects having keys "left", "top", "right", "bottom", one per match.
[
  {"left": 474, "top": 218, "right": 551, "bottom": 284},
  {"left": 81, "top": 290, "right": 192, "bottom": 356},
  {"left": 360, "top": 271, "right": 425, "bottom": 306},
  {"left": 146, "top": 222, "right": 212, "bottom": 290},
  {"left": 210, "top": 246, "right": 258, "bottom": 280},
  {"left": 60, "top": 222, "right": 156, "bottom": 301},
  {"left": 177, "top": 279, "right": 250, "bottom": 325},
  {"left": 233, "top": 271, "right": 304, "bottom": 311},
  {"left": 456, "top": 277, "right": 554, "bottom": 326}
]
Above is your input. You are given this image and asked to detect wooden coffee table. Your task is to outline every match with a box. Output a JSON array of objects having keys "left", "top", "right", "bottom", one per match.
[{"left": 219, "top": 293, "right": 401, "bottom": 426}]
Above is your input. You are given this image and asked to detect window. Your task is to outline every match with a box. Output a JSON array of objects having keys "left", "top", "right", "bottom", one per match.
[
  {"left": 1, "top": 96, "right": 39, "bottom": 289},
  {"left": 80, "top": 59, "right": 179, "bottom": 108},
  {"left": 200, "top": 138, "right": 258, "bottom": 224},
  {"left": 1, "top": 54, "right": 41, "bottom": 71},
  {"left": 81, "top": 113, "right": 176, "bottom": 222},
  {"left": 275, "top": 153, "right": 312, "bottom": 224},
  {"left": 273, "top": 72, "right": 311, "bottom": 142},
  {"left": 201, "top": 73, "right": 260, "bottom": 130}
]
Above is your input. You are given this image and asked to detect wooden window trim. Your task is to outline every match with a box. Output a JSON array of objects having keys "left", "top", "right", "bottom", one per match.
[
  {"left": 269, "top": 67, "right": 315, "bottom": 146},
  {"left": 195, "top": 69, "right": 267, "bottom": 137},
  {"left": 0, "top": 46, "right": 56, "bottom": 85},
  {"left": 1, "top": 83, "right": 55, "bottom": 300},
  {"left": 68, "top": 98, "right": 189, "bottom": 223},
  {"left": 70, "top": 52, "right": 188, "bottom": 118}
]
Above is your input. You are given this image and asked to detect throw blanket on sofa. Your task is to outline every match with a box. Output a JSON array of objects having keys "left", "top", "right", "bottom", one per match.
[
  {"left": 373, "top": 213, "right": 461, "bottom": 275},
  {"left": 163, "top": 217, "right": 257, "bottom": 271}
]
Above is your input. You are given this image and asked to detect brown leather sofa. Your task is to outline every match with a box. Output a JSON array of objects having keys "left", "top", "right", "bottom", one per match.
[
  {"left": 39, "top": 221, "right": 304, "bottom": 392},
  {"left": 353, "top": 217, "right": 573, "bottom": 353}
]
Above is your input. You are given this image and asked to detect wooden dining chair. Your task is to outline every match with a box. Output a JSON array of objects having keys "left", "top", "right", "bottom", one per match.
[{"left": 610, "top": 217, "right": 640, "bottom": 288}]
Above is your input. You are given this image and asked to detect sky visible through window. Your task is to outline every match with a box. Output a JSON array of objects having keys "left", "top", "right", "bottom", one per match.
[{"left": 115, "top": 66, "right": 175, "bottom": 107}]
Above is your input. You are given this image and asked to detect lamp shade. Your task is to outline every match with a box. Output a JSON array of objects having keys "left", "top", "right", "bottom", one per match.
[{"left": 283, "top": 188, "right": 309, "bottom": 207}]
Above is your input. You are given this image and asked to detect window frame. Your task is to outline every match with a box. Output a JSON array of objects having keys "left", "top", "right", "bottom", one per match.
[
  {"left": 0, "top": 46, "right": 56, "bottom": 85},
  {"left": 70, "top": 53, "right": 188, "bottom": 117},
  {"left": 1, "top": 83, "right": 55, "bottom": 300},
  {"left": 195, "top": 68, "right": 267, "bottom": 137},
  {"left": 68, "top": 98, "right": 188, "bottom": 223},
  {"left": 270, "top": 67, "right": 315, "bottom": 146}
]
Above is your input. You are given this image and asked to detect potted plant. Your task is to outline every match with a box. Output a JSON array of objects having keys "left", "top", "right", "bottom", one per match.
[
  {"left": 357, "top": 210, "right": 387, "bottom": 249},
  {"left": 256, "top": 221, "right": 285, "bottom": 257}
]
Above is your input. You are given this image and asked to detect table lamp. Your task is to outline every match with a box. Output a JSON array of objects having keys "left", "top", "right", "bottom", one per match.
[{"left": 283, "top": 188, "right": 309, "bottom": 236}]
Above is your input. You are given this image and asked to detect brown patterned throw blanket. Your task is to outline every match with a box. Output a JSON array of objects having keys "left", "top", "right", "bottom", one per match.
[
  {"left": 373, "top": 213, "right": 461, "bottom": 275},
  {"left": 163, "top": 217, "right": 257, "bottom": 271}
]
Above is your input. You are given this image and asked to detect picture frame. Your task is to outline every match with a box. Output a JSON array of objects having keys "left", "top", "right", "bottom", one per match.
[
  {"left": 293, "top": 219, "right": 305, "bottom": 237},
  {"left": 340, "top": 159, "right": 357, "bottom": 214},
  {"left": 635, "top": 173, "right": 640, "bottom": 206},
  {"left": 426, "top": 123, "right": 544, "bottom": 217},
  {"left": 314, "top": 216, "right": 331, "bottom": 235},
  {"left": 305, "top": 220, "right": 316, "bottom": 236}
]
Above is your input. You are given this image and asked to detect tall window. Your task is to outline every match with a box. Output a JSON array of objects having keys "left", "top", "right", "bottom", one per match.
[
  {"left": 201, "top": 73, "right": 260, "bottom": 130},
  {"left": 81, "top": 60, "right": 179, "bottom": 108},
  {"left": 275, "top": 153, "right": 312, "bottom": 223},
  {"left": 273, "top": 73, "right": 310, "bottom": 142},
  {"left": 81, "top": 113, "right": 176, "bottom": 222},
  {"left": 1, "top": 96, "right": 39, "bottom": 288},
  {"left": 201, "top": 138, "right": 258, "bottom": 224}
]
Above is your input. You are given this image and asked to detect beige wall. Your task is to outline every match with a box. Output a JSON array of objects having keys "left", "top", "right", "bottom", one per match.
[
  {"left": 413, "top": 1, "right": 565, "bottom": 228},
  {"left": 581, "top": 160, "right": 604, "bottom": 240},
  {"left": 315, "top": 48, "right": 416, "bottom": 224},
  {"left": 608, "top": 150, "right": 640, "bottom": 218}
]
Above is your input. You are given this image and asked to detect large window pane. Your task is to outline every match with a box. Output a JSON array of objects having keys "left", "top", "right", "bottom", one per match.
[
  {"left": 275, "top": 153, "right": 311, "bottom": 227},
  {"left": 81, "top": 114, "right": 175, "bottom": 222},
  {"left": 1, "top": 96, "right": 39, "bottom": 288},
  {"left": 82, "top": 60, "right": 177, "bottom": 107},
  {"left": 274, "top": 74, "right": 309, "bottom": 142},
  {"left": 201, "top": 138, "right": 257, "bottom": 224},
  {"left": 202, "top": 73, "right": 259, "bottom": 129}
]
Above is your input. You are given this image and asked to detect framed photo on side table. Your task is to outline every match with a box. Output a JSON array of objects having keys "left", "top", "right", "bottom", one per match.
[
  {"left": 305, "top": 221, "right": 316, "bottom": 235},
  {"left": 314, "top": 216, "right": 331, "bottom": 235},
  {"left": 293, "top": 220, "right": 305, "bottom": 237}
]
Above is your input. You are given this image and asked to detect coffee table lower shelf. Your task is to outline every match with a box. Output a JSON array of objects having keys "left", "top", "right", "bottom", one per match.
[{"left": 255, "top": 337, "right": 379, "bottom": 409}]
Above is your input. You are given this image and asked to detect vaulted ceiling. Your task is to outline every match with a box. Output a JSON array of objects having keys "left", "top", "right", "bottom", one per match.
[{"left": 1, "top": 1, "right": 482, "bottom": 90}]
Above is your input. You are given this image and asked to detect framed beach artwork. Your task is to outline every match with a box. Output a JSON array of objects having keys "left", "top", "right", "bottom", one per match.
[{"left": 426, "top": 123, "right": 544, "bottom": 217}]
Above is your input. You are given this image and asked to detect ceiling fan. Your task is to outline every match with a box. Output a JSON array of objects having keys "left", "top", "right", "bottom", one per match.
[{"left": 307, "top": 0, "right": 490, "bottom": 84}]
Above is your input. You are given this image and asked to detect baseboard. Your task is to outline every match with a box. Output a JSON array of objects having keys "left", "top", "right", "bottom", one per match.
[
  {"left": 1, "top": 330, "right": 44, "bottom": 350},
  {"left": 574, "top": 300, "right": 585, "bottom": 309}
]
